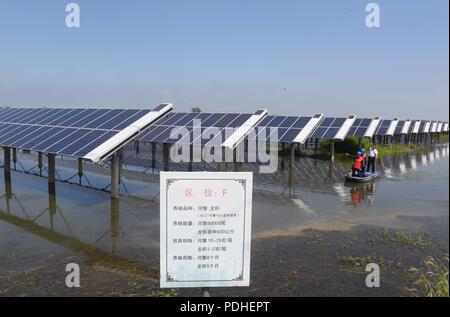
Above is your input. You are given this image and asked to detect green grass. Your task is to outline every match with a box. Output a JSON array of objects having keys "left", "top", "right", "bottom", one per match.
[
  {"left": 438, "top": 134, "right": 449, "bottom": 143},
  {"left": 375, "top": 144, "right": 427, "bottom": 156},
  {"left": 409, "top": 255, "right": 449, "bottom": 297}
]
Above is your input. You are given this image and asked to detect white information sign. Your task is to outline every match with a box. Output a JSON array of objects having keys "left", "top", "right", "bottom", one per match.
[{"left": 160, "top": 172, "right": 253, "bottom": 288}]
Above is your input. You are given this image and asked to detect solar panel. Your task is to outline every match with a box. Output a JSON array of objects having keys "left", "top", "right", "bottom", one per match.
[
  {"left": 250, "top": 115, "right": 319, "bottom": 143},
  {"left": 0, "top": 106, "right": 170, "bottom": 161},
  {"left": 411, "top": 120, "right": 421, "bottom": 134},
  {"left": 394, "top": 120, "right": 405, "bottom": 134},
  {"left": 347, "top": 118, "right": 373, "bottom": 137},
  {"left": 138, "top": 112, "right": 254, "bottom": 146},
  {"left": 430, "top": 121, "right": 438, "bottom": 133},
  {"left": 309, "top": 117, "right": 347, "bottom": 139},
  {"left": 374, "top": 120, "right": 392, "bottom": 136},
  {"left": 139, "top": 112, "right": 322, "bottom": 146},
  {"left": 421, "top": 121, "right": 431, "bottom": 133}
]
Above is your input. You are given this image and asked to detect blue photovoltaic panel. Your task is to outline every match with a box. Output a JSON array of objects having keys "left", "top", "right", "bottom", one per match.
[
  {"left": 395, "top": 121, "right": 405, "bottom": 134},
  {"left": 374, "top": 120, "right": 392, "bottom": 136},
  {"left": 347, "top": 118, "right": 373, "bottom": 137},
  {"left": 309, "top": 117, "right": 346, "bottom": 140},
  {"left": 249, "top": 115, "right": 312, "bottom": 143},
  {"left": 0, "top": 107, "right": 154, "bottom": 159},
  {"left": 138, "top": 112, "right": 254, "bottom": 146},
  {"left": 419, "top": 121, "right": 430, "bottom": 133}
]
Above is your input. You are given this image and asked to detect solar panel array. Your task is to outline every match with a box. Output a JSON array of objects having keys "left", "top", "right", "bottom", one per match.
[
  {"left": 0, "top": 107, "right": 151, "bottom": 158},
  {"left": 309, "top": 117, "right": 347, "bottom": 139},
  {"left": 1, "top": 106, "right": 448, "bottom": 160}
]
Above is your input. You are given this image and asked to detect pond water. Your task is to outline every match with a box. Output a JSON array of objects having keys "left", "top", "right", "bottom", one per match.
[{"left": 0, "top": 144, "right": 448, "bottom": 296}]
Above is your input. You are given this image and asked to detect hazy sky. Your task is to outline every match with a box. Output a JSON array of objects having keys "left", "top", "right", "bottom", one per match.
[{"left": 0, "top": 0, "right": 448, "bottom": 120}]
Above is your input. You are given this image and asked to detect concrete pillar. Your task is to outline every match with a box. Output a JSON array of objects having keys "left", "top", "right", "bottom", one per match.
[
  {"left": 288, "top": 160, "right": 294, "bottom": 195},
  {"left": 289, "top": 143, "right": 295, "bottom": 168},
  {"left": 4, "top": 170, "right": 12, "bottom": 214},
  {"left": 77, "top": 158, "right": 83, "bottom": 185},
  {"left": 12, "top": 148, "right": 17, "bottom": 170},
  {"left": 328, "top": 161, "right": 334, "bottom": 179},
  {"left": 287, "top": 143, "right": 295, "bottom": 195},
  {"left": 3, "top": 147, "right": 11, "bottom": 173},
  {"left": 330, "top": 140, "right": 335, "bottom": 163},
  {"left": 111, "top": 150, "right": 122, "bottom": 199},
  {"left": 47, "top": 153, "right": 56, "bottom": 192},
  {"left": 47, "top": 153, "right": 57, "bottom": 225},
  {"left": 151, "top": 142, "right": 156, "bottom": 171},
  {"left": 3, "top": 149, "right": 12, "bottom": 214},
  {"left": 47, "top": 154, "right": 56, "bottom": 183},
  {"left": 135, "top": 140, "right": 140, "bottom": 156},
  {"left": 188, "top": 144, "right": 193, "bottom": 171},
  {"left": 38, "top": 152, "right": 43, "bottom": 176},
  {"left": 163, "top": 143, "right": 170, "bottom": 171},
  {"left": 111, "top": 198, "right": 119, "bottom": 255},
  {"left": 233, "top": 148, "right": 238, "bottom": 172}
]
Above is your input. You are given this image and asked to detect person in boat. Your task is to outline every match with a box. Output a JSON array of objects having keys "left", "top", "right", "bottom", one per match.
[
  {"left": 367, "top": 144, "right": 378, "bottom": 173},
  {"left": 346, "top": 151, "right": 365, "bottom": 177},
  {"left": 360, "top": 148, "right": 367, "bottom": 177}
]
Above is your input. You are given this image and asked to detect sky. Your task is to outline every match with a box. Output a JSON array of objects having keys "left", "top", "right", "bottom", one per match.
[{"left": 0, "top": 0, "right": 448, "bottom": 120}]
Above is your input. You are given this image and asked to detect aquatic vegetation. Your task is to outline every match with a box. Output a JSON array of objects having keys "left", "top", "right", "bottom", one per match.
[
  {"left": 148, "top": 289, "right": 179, "bottom": 297},
  {"left": 372, "top": 229, "right": 432, "bottom": 250},
  {"left": 409, "top": 255, "right": 449, "bottom": 297},
  {"left": 303, "top": 229, "right": 327, "bottom": 244},
  {"left": 337, "top": 255, "right": 397, "bottom": 270}
]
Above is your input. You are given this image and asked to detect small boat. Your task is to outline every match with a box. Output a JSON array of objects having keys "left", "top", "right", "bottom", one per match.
[{"left": 345, "top": 171, "right": 381, "bottom": 183}]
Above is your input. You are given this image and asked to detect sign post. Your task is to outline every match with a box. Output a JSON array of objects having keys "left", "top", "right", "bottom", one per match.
[{"left": 160, "top": 172, "right": 253, "bottom": 289}]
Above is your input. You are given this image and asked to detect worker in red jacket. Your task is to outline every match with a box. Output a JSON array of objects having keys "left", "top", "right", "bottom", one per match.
[{"left": 346, "top": 151, "right": 365, "bottom": 177}]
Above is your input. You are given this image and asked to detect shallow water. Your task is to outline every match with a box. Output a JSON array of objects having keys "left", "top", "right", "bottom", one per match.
[{"left": 0, "top": 144, "right": 448, "bottom": 296}]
